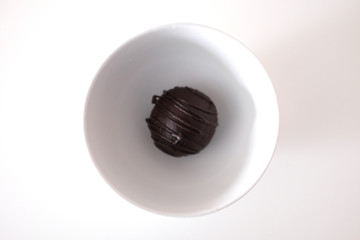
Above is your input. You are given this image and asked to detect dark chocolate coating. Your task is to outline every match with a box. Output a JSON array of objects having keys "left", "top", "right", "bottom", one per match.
[{"left": 146, "top": 87, "right": 218, "bottom": 157}]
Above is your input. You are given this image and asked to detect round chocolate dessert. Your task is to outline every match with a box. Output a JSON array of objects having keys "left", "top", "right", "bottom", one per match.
[{"left": 146, "top": 86, "right": 218, "bottom": 157}]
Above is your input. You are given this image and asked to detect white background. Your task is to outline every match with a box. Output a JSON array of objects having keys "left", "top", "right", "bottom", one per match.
[{"left": 1, "top": 0, "right": 360, "bottom": 239}]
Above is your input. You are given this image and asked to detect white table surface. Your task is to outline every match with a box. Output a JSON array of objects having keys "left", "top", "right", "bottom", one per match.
[{"left": 1, "top": 0, "right": 359, "bottom": 239}]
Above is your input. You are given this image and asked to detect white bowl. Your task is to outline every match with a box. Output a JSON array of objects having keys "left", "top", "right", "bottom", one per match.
[{"left": 84, "top": 24, "right": 279, "bottom": 217}]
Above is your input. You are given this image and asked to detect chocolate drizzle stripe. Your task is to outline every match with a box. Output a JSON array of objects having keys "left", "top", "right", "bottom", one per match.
[
  {"left": 152, "top": 134, "right": 198, "bottom": 154},
  {"left": 167, "top": 91, "right": 217, "bottom": 115},
  {"left": 157, "top": 96, "right": 217, "bottom": 128},
  {"left": 186, "top": 87, "right": 214, "bottom": 104},
  {"left": 152, "top": 107, "right": 200, "bottom": 135},
  {"left": 152, "top": 104, "right": 212, "bottom": 138},
  {"left": 147, "top": 118, "right": 203, "bottom": 149},
  {"left": 146, "top": 120, "right": 175, "bottom": 143},
  {"left": 146, "top": 118, "right": 174, "bottom": 136},
  {"left": 162, "top": 94, "right": 204, "bottom": 121},
  {"left": 147, "top": 122, "right": 199, "bottom": 154},
  {"left": 161, "top": 94, "right": 218, "bottom": 127},
  {"left": 147, "top": 129, "right": 203, "bottom": 154}
]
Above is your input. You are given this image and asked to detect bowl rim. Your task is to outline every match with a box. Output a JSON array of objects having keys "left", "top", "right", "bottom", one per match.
[{"left": 83, "top": 23, "right": 279, "bottom": 217}]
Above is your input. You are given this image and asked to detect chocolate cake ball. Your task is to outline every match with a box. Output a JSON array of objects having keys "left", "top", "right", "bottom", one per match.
[{"left": 146, "top": 86, "right": 218, "bottom": 157}]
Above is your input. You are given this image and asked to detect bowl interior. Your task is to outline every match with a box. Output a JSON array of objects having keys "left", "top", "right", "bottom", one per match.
[{"left": 84, "top": 24, "right": 278, "bottom": 216}]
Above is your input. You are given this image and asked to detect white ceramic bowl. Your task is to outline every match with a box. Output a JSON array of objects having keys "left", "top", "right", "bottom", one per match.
[{"left": 84, "top": 24, "right": 279, "bottom": 217}]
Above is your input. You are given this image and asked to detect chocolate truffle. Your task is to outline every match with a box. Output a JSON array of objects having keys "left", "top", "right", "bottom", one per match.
[{"left": 146, "top": 86, "right": 218, "bottom": 157}]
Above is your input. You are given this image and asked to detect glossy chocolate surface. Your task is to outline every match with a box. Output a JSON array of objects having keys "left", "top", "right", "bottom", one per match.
[{"left": 146, "top": 87, "right": 218, "bottom": 157}]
